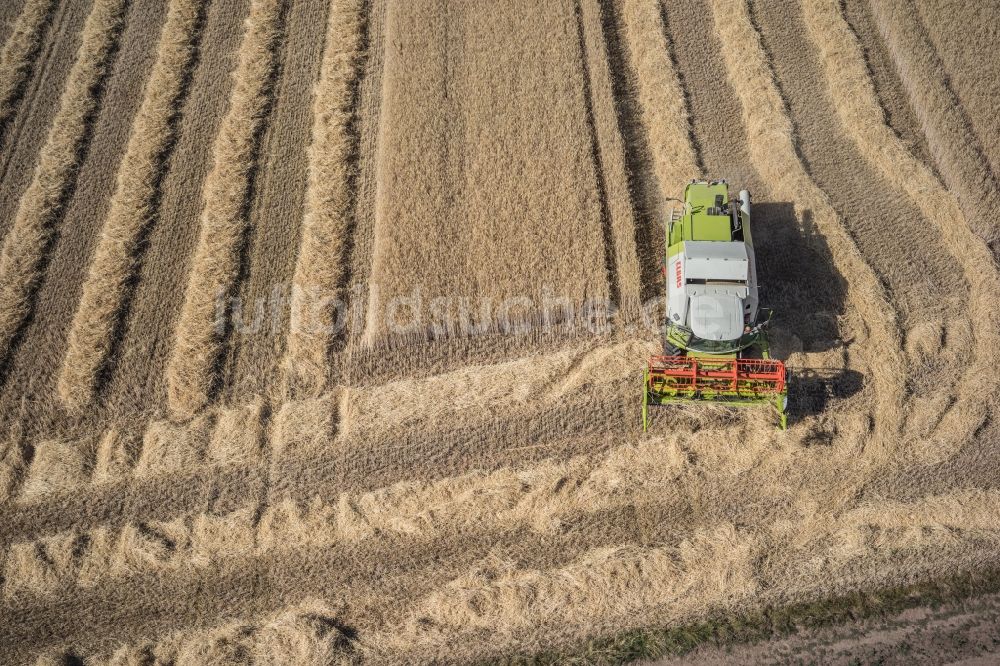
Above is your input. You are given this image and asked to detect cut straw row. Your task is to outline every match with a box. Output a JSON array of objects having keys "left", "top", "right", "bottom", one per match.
[
  {"left": 868, "top": 0, "right": 1000, "bottom": 247},
  {"left": 284, "top": 0, "right": 366, "bottom": 397},
  {"left": 58, "top": 0, "right": 206, "bottom": 409},
  {"left": 0, "top": 0, "right": 127, "bottom": 363},
  {"left": 618, "top": 0, "right": 699, "bottom": 203},
  {"left": 166, "top": 0, "right": 286, "bottom": 418},
  {"left": 708, "top": 0, "right": 906, "bottom": 443},
  {"left": 802, "top": 0, "right": 1000, "bottom": 449}
]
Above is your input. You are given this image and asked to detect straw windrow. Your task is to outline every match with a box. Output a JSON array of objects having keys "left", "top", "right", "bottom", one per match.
[
  {"left": 58, "top": 0, "right": 205, "bottom": 408},
  {"left": 284, "top": 0, "right": 366, "bottom": 396},
  {"left": 802, "top": 0, "right": 1000, "bottom": 452},
  {"left": 0, "top": 0, "right": 127, "bottom": 363},
  {"left": 709, "top": 0, "right": 906, "bottom": 445},
  {"left": 166, "top": 0, "right": 286, "bottom": 418}
]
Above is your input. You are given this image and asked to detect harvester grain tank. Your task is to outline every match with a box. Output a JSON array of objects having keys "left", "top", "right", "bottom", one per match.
[{"left": 643, "top": 180, "right": 788, "bottom": 429}]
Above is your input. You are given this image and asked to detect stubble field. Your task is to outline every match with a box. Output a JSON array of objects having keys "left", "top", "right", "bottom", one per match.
[{"left": 0, "top": 0, "right": 999, "bottom": 663}]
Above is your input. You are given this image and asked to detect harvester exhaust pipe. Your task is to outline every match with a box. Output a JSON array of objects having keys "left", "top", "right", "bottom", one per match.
[{"left": 738, "top": 189, "right": 751, "bottom": 218}]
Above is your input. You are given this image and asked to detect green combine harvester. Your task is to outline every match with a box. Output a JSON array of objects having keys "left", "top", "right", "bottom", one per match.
[{"left": 642, "top": 180, "right": 788, "bottom": 430}]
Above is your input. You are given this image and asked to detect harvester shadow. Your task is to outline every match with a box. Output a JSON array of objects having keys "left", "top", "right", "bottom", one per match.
[
  {"left": 789, "top": 367, "right": 864, "bottom": 419},
  {"left": 755, "top": 203, "right": 864, "bottom": 419},
  {"left": 754, "top": 203, "right": 847, "bottom": 355}
]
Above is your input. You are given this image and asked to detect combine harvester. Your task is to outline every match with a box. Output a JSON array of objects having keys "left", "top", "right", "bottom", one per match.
[{"left": 643, "top": 180, "right": 788, "bottom": 430}]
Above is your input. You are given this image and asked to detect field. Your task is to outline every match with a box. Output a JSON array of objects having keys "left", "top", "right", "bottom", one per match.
[{"left": 0, "top": 0, "right": 999, "bottom": 662}]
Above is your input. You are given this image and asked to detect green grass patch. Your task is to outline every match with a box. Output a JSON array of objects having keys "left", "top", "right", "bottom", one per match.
[{"left": 497, "top": 567, "right": 1000, "bottom": 665}]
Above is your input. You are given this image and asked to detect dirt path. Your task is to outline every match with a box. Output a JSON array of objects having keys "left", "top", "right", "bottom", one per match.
[{"left": 657, "top": 592, "right": 1000, "bottom": 665}]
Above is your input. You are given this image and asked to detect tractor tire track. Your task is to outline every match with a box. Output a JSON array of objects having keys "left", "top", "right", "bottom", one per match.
[
  {"left": 339, "top": 0, "right": 385, "bottom": 364},
  {"left": 748, "top": 0, "right": 969, "bottom": 438},
  {"left": 0, "top": 0, "right": 58, "bottom": 142}
]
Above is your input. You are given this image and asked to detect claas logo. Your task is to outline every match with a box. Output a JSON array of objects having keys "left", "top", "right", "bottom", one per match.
[{"left": 674, "top": 261, "right": 683, "bottom": 288}]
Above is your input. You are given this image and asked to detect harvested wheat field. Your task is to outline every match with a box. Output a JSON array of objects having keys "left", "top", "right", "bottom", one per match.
[{"left": 0, "top": 0, "right": 999, "bottom": 663}]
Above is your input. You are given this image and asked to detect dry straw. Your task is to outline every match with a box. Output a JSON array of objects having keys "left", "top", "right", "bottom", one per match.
[
  {"left": 19, "top": 438, "right": 93, "bottom": 500},
  {"left": 618, "top": 0, "right": 698, "bottom": 201},
  {"left": 802, "top": 0, "right": 1000, "bottom": 451},
  {"left": 166, "top": 0, "right": 286, "bottom": 418},
  {"left": 0, "top": 433, "right": 26, "bottom": 503},
  {"left": 578, "top": 0, "right": 642, "bottom": 321},
  {"left": 709, "top": 0, "right": 906, "bottom": 444},
  {"left": 868, "top": 0, "right": 1000, "bottom": 247},
  {"left": 0, "top": 0, "right": 126, "bottom": 363},
  {"left": 57, "top": 0, "right": 205, "bottom": 409},
  {"left": 284, "top": 0, "right": 366, "bottom": 396},
  {"left": 365, "top": 0, "right": 608, "bottom": 346},
  {"left": 0, "top": 0, "right": 56, "bottom": 132},
  {"left": 390, "top": 526, "right": 759, "bottom": 657},
  {"left": 102, "top": 599, "right": 355, "bottom": 665}
]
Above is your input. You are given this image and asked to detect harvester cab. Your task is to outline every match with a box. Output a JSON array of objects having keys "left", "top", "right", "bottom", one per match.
[{"left": 642, "top": 180, "right": 788, "bottom": 430}]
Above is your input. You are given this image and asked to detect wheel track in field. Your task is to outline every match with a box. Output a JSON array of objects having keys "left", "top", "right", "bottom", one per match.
[
  {"left": 572, "top": 0, "right": 626, "bottom": 325},
  {"left": 579, "top": 0, "right": 644, "bottom": 325},
  {"left": 0, "top": 0, "right": 58, "bottom": 142},
  {"left": 0, "top": 0, "right": 66, "bottom": 223},
  {"left": 19, "top": 484, "right": 1000, "bottom": 663},
  {"left": 749, "top": 0, "right": 962, "bottom": 332},
  {"left": 0, "top": 452, "right": 697, "bottom": 608},
  {"left": 594, "top": 0, "right": 667, "bottom": 306},
  {"left": 223, "top": 0, "right": 343, "bottom": 405},
  {"left": 339, "top": 0, "right": 384, "bottom": 368},
  {"left": 840, "top": 0, "right": 937, "bottom": 176},
  {"left": 750, "top": 0, "right": 988, "bottom": 447},
  {"left": 912, "top": 0, "right": 1000, "bottom": 185}
]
